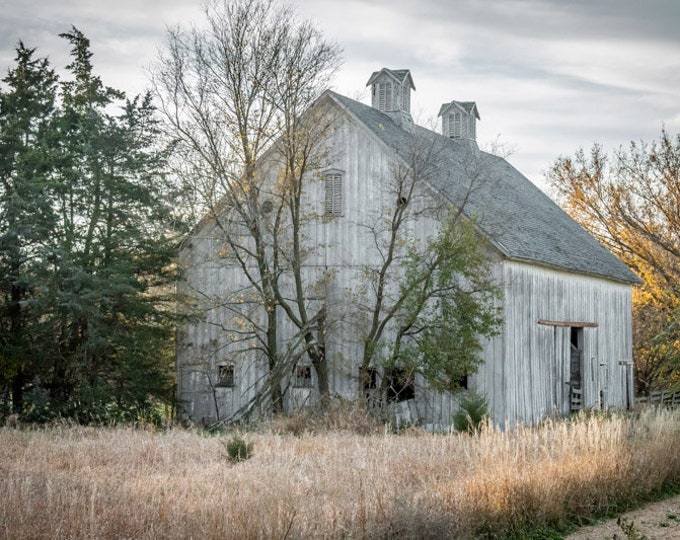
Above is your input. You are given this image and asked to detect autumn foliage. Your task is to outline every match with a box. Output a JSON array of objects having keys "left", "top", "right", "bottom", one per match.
[{"left": 547, "top": 129, "right": 680, "bottom": 393}]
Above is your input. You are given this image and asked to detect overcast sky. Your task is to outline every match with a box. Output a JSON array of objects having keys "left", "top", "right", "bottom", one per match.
[{"left": 2, "top": 0, "right": 679, "bottom": 191}]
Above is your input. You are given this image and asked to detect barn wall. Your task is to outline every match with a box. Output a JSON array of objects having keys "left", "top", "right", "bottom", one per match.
[
  {"left": 491, "top": 260, "right": 634, "bottom": 426},
  {"left": 175, "top": 107, "right": 452, "bottom": 425},
  {"left": 176, "top": 100, "right": 636, "bottom": 429},
  {"left": 176, "top": 230, "right": 273, "bottom": 425}
]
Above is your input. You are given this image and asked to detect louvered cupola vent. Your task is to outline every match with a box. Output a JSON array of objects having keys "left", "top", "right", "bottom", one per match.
[
  {"left": 438, "top": 100, "right": 480, "bottom": 141},
  {"left": 366, "top": 68, "right": 415, "bottom": 125}
]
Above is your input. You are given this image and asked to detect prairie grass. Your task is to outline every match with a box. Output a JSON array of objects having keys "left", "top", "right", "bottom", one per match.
[{"left": 2, "top": 408, "right": 680, "bottom": 539}]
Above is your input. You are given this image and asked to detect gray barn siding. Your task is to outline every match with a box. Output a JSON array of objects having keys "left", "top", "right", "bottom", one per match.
[
  {"left": 494, "top": 261, "right": 633, "bottom": 426},
  {"left": 177, "top": 92, "right": 636, "bottom": 428},
  {"left": 178, "top": 232, "right": 634, "bottom": 427},
  {"left": 176, "top": 228, "right": 274, "bottom": 425}
]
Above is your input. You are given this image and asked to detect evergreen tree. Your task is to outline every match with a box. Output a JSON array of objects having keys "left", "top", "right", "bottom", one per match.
[
  {"left": 0, "top": 30, "right": 181, "bottom": 422},
  {"left": 0, "top": 43, "right": 58, "bottom": 412}
]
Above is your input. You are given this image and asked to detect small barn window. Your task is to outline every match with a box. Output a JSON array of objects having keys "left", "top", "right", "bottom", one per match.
[
  {"left": 386, "top": 367, "right": 415, "bottom": 403},
  {"left": 360, "top": 366, "right": 378, "bottom": 406},
  {"left": 360, "top": 366, "right": 378, "bottom": 392},
  {"left": 324, "top": 171, "right": 343, "bottom": 216},
  {"left": 294, "top": 365, "right": 313, "bottom": 388},
  {"left": 456, "top": 374, "right": 469, "bottom": 390},
  {"left": 216, "top": 364, "right": 235, "bottom": 388}
]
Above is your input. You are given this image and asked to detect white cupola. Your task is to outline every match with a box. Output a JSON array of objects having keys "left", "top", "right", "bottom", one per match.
[
  {"left": 366, "top": 68, "right": 415, "bottom": 125},
  {"left": 438, "top": 100, "right": 480, "bottom": 141}
]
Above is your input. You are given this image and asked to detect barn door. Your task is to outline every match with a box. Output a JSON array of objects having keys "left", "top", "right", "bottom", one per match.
[
  {"left": 568, "top": 327, "right": 584, "bottom": 412},
  {"left": 542, "top": 320, "right": 599, "bottom": 416},
  {"left": 553, "top": 326, "right": 582, "bottom": 415}
]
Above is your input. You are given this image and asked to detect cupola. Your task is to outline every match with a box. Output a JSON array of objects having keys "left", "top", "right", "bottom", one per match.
[
  {"left": 366, "top": 68, "right": 415, "bottom": 124},
  {"left": 438, "top": 100, "right": 480, "bottom": 141}
]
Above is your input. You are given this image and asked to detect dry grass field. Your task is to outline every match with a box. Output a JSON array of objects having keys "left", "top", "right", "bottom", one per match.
[{"left": 2, "top": 406, "right": 680, "bottom": 539}]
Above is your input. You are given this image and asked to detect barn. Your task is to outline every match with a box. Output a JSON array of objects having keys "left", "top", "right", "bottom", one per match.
[{"left": 176, "top": 68, "right": 639, "bottom": 428}]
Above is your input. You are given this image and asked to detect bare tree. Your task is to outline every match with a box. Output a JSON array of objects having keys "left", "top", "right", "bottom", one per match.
[{"left": 153, "top": 0, "right": 340, "bottom": 419}]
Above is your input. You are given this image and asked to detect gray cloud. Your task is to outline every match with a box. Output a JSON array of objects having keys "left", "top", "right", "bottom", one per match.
[{"left": 1, "top": 0, "right": 679, "bottom": 189}]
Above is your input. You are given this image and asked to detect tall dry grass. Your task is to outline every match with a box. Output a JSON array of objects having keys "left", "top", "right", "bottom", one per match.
[{"left": 2, "top": 408, "right": 680, "bottom": 539}]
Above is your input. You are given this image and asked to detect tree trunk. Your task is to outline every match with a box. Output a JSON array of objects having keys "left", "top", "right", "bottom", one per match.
[
  {"left": 11, "top": 366, "right": 24, "bottom": 414},
  {"left": 312, "top": 350, "right": 330, "bottom": 409},
  {"left": 8, "top": 264, "right": 25, "bottom": 413},
  {"left": 267, "top": 306, "right": 284, "bottom": 414}
]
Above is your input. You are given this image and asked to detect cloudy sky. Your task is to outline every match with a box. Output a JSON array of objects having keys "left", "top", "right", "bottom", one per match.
[{"left": 2, "top": 0, "right": 679, "bottom": 191}]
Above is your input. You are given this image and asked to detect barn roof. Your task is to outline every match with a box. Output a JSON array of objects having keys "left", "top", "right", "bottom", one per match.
[
  {"left": 366, "top": 68, "right": 416, "bottom": 90},
  {"left": 327, "top": 91, "right": 639, "bottom": 285},
  {"left": 438, "top": 100, "right": 480, "bottom": 120}
]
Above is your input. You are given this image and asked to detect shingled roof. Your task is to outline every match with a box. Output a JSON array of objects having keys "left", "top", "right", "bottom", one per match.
[
  {"left": 327, "top": 91, "right": 639, "bottom": 284},
  {"left": 438, "top": 100, "right": 480, "bottom": 120},
  {"left": 366, "top": 68, "right": 416, "bottom": 90}
]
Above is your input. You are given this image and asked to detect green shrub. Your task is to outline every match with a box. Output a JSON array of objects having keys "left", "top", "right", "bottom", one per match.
[
  {"left": 224, "top": 435, "right": 253, "bottom": 463},
  {"left": 453, "top": 390, "right": 489, "bottom": 434}
]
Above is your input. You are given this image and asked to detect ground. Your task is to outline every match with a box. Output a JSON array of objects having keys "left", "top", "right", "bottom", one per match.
[{"left": 566, "top": 495, "right": 680, "bottom": 539}]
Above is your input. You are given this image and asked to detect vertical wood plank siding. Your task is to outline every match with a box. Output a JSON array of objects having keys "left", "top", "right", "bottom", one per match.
[
  {"left": 493, "top": 261, "right": 633, "bottom": 426},
  {"left": 176, "top": 108, "right": 635, "bottom": 428}
]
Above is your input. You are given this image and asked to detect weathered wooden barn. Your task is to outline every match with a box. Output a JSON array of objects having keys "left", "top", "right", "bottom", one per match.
[{"left": 176, "top": 68, "right": 639, "bottom": 428}]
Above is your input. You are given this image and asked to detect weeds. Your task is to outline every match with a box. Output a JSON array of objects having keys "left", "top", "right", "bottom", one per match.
[{"left": 1, "top": 408, "right": 680, "bottom": 538}]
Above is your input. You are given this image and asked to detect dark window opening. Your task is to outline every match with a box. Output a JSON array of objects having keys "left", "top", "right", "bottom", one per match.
[
  {"left": 216, "top": 364, "right": 235, "bottom": 388},
  {"left": 570, "top": 327, "right": 582, "bottom": 349},
  {"left": 456, "top": 374, "right": 469, "bottom": 390},
  {"left": 360, "top": 367, "right": 378, "bottom": 394},
  {"left": 294, "top": 365, "right": 313, "bottom": 388},
  {"left": 570, "top": 326, "right": 584, "bottom": 390},
  {"left": 386, "top": 367, "right": 415, "bottom": 403}
]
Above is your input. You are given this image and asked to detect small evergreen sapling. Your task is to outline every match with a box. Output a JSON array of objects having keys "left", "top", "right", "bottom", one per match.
[
  {"left": 224, "top": 434, "right": 254, "bottom": 463},
  {"left": 453, "top": 390, "right": 489, "bottom": 434}
]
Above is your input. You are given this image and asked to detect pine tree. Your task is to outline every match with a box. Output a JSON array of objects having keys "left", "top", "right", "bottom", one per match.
[
  {"left": 1, "top": 30, "right": 181, "bottom": 422},
  {"left": 0, "top": 43, "right": 58, "bottom": 412}
]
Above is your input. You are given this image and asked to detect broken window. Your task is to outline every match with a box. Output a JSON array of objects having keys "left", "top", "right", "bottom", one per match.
[
  {"left": 360, "top": 366, "right": 377, "bottom": 394},
  {"left": 294, "top": 365, "right": 313, "bottom": 388},
  {"left": 216, "top": 364, "right": 235, "bottom": 388},
  {"left": 386, "top": 367, "right": 415, "bottom": 403},
  {"left": 456, "top": 374, "right": 469, "bottom": 390}
]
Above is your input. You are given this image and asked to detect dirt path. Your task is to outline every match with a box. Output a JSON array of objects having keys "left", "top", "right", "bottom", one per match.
[{"left": 566, "top": 495, "right": 680, "bottom": 539}]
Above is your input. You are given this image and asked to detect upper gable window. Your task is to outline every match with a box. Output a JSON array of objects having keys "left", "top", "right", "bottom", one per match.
[{"left": 324, "top": 170, "right": 343, "bottom": 216}]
